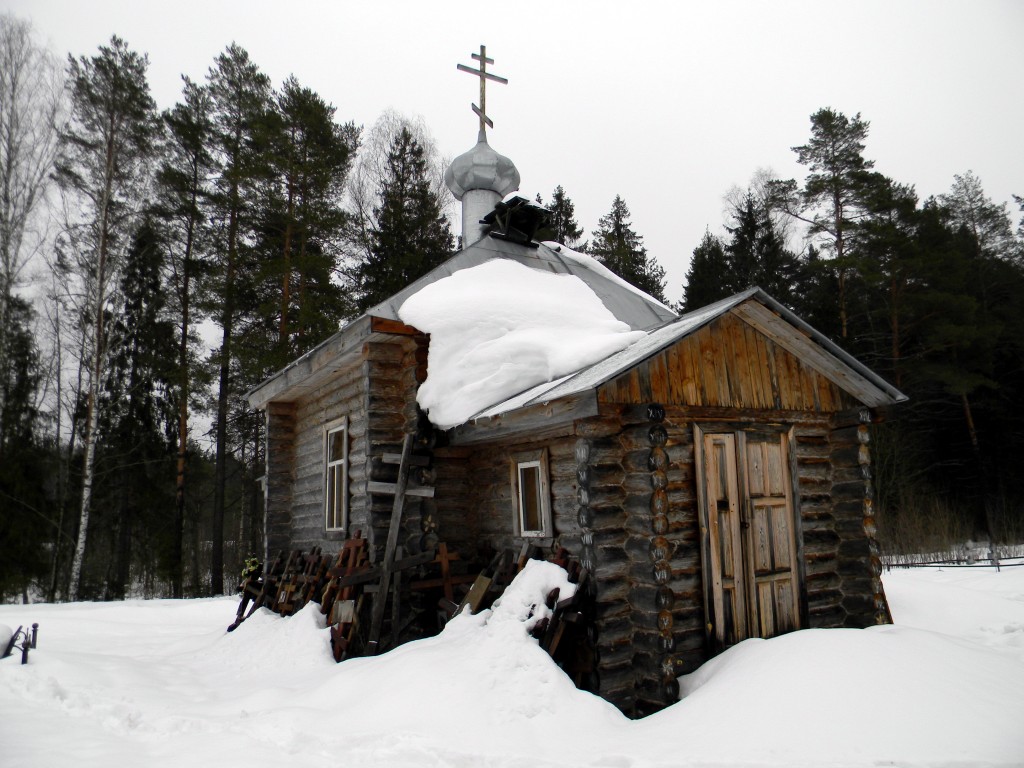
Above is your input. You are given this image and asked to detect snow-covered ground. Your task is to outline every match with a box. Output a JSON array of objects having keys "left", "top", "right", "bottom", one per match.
[{"left": 2, "top": 559, "right": 1023, "bottom": 768}]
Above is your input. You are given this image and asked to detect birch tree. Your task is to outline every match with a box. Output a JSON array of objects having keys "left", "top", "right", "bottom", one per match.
[
  {"left": 0, "top": 14, "right": 64, "bottom": 447},
  {"left": 54, "top": 36, "right": 159, "bottom": 601}
]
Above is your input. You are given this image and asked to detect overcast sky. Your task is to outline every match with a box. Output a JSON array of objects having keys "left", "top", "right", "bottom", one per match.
[{"left": 7, "top": 0, "right": 1023, "bottom": 303}]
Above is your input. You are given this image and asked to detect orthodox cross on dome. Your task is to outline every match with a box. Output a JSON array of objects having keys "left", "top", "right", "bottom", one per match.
[{"left": 456, "top": 45, "right": 508, "bottom": 136}]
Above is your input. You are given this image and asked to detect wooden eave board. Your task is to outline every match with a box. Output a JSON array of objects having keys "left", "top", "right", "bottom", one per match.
[
  {"left": 245, "top": 316, "right": 374, "bottom": 409},
  {"left": 447, "top": 390, "right": 598, "bottom": 446},
  {"left": 731, "top": 301, "right": 899, "bottom": 408}
]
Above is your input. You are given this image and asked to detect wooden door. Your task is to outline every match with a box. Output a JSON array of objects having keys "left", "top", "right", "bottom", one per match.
[{"left": 696, "top": 427, "right": 802, "bottom": 649}]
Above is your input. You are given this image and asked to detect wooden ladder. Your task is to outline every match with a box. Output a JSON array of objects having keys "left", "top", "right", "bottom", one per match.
[{"left": 365, "top": 433, "right": 434, "bottom": 654}]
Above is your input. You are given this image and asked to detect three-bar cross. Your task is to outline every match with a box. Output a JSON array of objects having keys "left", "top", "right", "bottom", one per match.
[{"left": 456, "top": 45, "right": 508, "bottom": 135}]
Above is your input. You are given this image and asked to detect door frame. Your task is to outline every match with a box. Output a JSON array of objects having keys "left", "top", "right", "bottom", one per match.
[{"left": 693, "top": 422, "right": 808, "bottom": 652}]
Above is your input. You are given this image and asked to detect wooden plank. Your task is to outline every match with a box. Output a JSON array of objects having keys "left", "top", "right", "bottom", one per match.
[
  {"left": 366, "top": 481, "right": 435, "bottom": 498},
  {"left": 726, "top": 315, "right": 750, "bottom": 407},
  {"left": 741, "top": 322, "right": 765, "bottom": 409},
  {"left": 391, "top": 545, "right": 404, "bottom": 648},
  {"left": 679, "top": 341, "right": 699, "bottom": 405},
  {"left": 665, "top": 345, "right": 683, "bottom": 403},
  {"left": 367, "top": 434, "right": 413, "bottom": 654},
  {"left": 247, "top": 315, "right": 372, "bottom": 408},
  {"left": 696, "top": 326, "right": 717, "bottom": 407},
  {"left": 382, "top": 453, "right": 431, "bottom": 466}
]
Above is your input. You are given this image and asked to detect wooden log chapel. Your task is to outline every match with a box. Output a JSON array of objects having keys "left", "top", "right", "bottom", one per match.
[{"left": 245, "top": 47, "right": 907, "bottom": 717}]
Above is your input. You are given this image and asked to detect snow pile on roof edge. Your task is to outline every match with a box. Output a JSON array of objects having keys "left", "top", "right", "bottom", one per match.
[{"left": 399, "top": 258, "right": 644, "bottom": 428}]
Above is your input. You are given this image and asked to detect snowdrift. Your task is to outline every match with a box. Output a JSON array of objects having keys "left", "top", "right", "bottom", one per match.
[{"left": 2, "top": 562, "right": 1023, "bottom": 767}]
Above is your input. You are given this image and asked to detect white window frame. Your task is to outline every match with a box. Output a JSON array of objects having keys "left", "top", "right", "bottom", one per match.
[
  {"left": 511, "top": 449, "right": 552, "bottom": 538},
  {"left": 324, "top": 416, "right": 349, "bottom": 532}
]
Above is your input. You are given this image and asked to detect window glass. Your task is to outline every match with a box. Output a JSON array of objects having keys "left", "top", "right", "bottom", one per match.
[
  {"left": 519, "top": 464, "right": 542, "bottom": 533},
  {"left": 325, "top": 420, "right": 347, "bottom": 531},
  {"left": 513, "top": 452, "right": 549, "bottom": 538},
  {"left": 329, "top": 430, "right": 345, "bottom": 463}
]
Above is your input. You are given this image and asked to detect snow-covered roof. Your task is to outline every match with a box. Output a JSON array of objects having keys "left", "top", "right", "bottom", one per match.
[
  {"left": 367, "top": 236, "right": 676, "bottom": 333},
  {"left": 246, "top": 234, "right": 675, "bottom": 410}
]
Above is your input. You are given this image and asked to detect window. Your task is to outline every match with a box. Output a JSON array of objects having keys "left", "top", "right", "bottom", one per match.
[
  {"left": 324, "top": 417, "right": 348, "bottom": 531},
  {"left": 511, "top": 449, "right": 552, "bottom": 538}
]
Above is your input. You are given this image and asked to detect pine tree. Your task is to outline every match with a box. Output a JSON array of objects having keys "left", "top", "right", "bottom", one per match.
[
  {"left": 258, "top": 76, "right": 359, "bottom": 369},
  {"left": 682, "top": 230, "right": 729, "bottom": 311},
  {"left": 771, "top": 108, "right": 876, "bottom": 337},
  {"left": 355, "top": 126, "right": 453, "bottom": 311},
  {"left": 589, "top": 195, "right": 667, "bottom": 303},
  {"left": 939, "top": 172, "right": 1016, "bottom": 278},
  {"left": 204, "top": 44, "right": 273, "bottom": 595},
  {"left": 155, "top": 76, "right": 214, "bottom": 598},
  {"left": 54, "top": 36, "right": 160, "bottom": 601},
  {"left": 849, "top": 175, "right": 922, "bottom": 382}
]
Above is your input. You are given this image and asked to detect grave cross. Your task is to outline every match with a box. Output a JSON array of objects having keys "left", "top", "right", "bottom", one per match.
[{"left": 456, "top": 45, "right": 508, "bottom": 135}]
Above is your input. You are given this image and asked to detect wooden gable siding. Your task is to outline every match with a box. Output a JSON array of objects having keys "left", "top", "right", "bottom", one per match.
[{"left": 597, "top": 312, "right": 853, "bottom": 412}]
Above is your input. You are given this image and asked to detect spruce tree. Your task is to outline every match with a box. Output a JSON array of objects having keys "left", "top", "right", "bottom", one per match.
[
  {"left": 538, "top": 185, "right": 583, "bottom": 248},
  {"left": 723, "top": 193, "right": 801, "bottom": 305},
  {"left": 589, "top": 195, "right": 667, "bottom": 303},
  {"left": 0, "top": 295, "right": 49, "bottom": 601},
  {"left": 98, "top": 221, "right": 176, "bottom": 598},
  {"left": 355, "top": 126, "right": 453, "bottom": 311},
  {"left": 682, "top": 230, "right": 729, "bottom": 311}
]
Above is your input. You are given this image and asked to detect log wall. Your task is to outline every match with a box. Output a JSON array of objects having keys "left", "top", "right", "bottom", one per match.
[
  {"left": 363, "top": 337, "right": 423, "bottom": 560},
  {"left": 575, "top": 400, "right": 887, "bottom": 716},
  {"left": 828, "top": 409, "right": 891, "bottom": 627},
  {"left": 274, "top": 334, "right": 423, "bottom": 560},
  {"left": 265, "top": 401, "right": 296, "bottom": 558},
  {"left": 288, "top": 352, "right": 368, "bottom": 553}
]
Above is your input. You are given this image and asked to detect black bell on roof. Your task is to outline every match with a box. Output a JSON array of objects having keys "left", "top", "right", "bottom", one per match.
[{"left": 481, "top": 196, "right": 551, "bottom": 247}]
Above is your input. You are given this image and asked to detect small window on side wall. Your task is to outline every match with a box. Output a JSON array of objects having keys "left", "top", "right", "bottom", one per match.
[
  {"left": 324, "top": 416, "right": 348, "bottom": 532},
  {"left": 511, "top": 449, "right": 552, "bottom": 538}
]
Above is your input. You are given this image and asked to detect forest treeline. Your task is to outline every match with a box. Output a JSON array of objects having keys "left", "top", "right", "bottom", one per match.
[{"left": 2, "top": 18, "right": 1022, "bottom": 601}]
